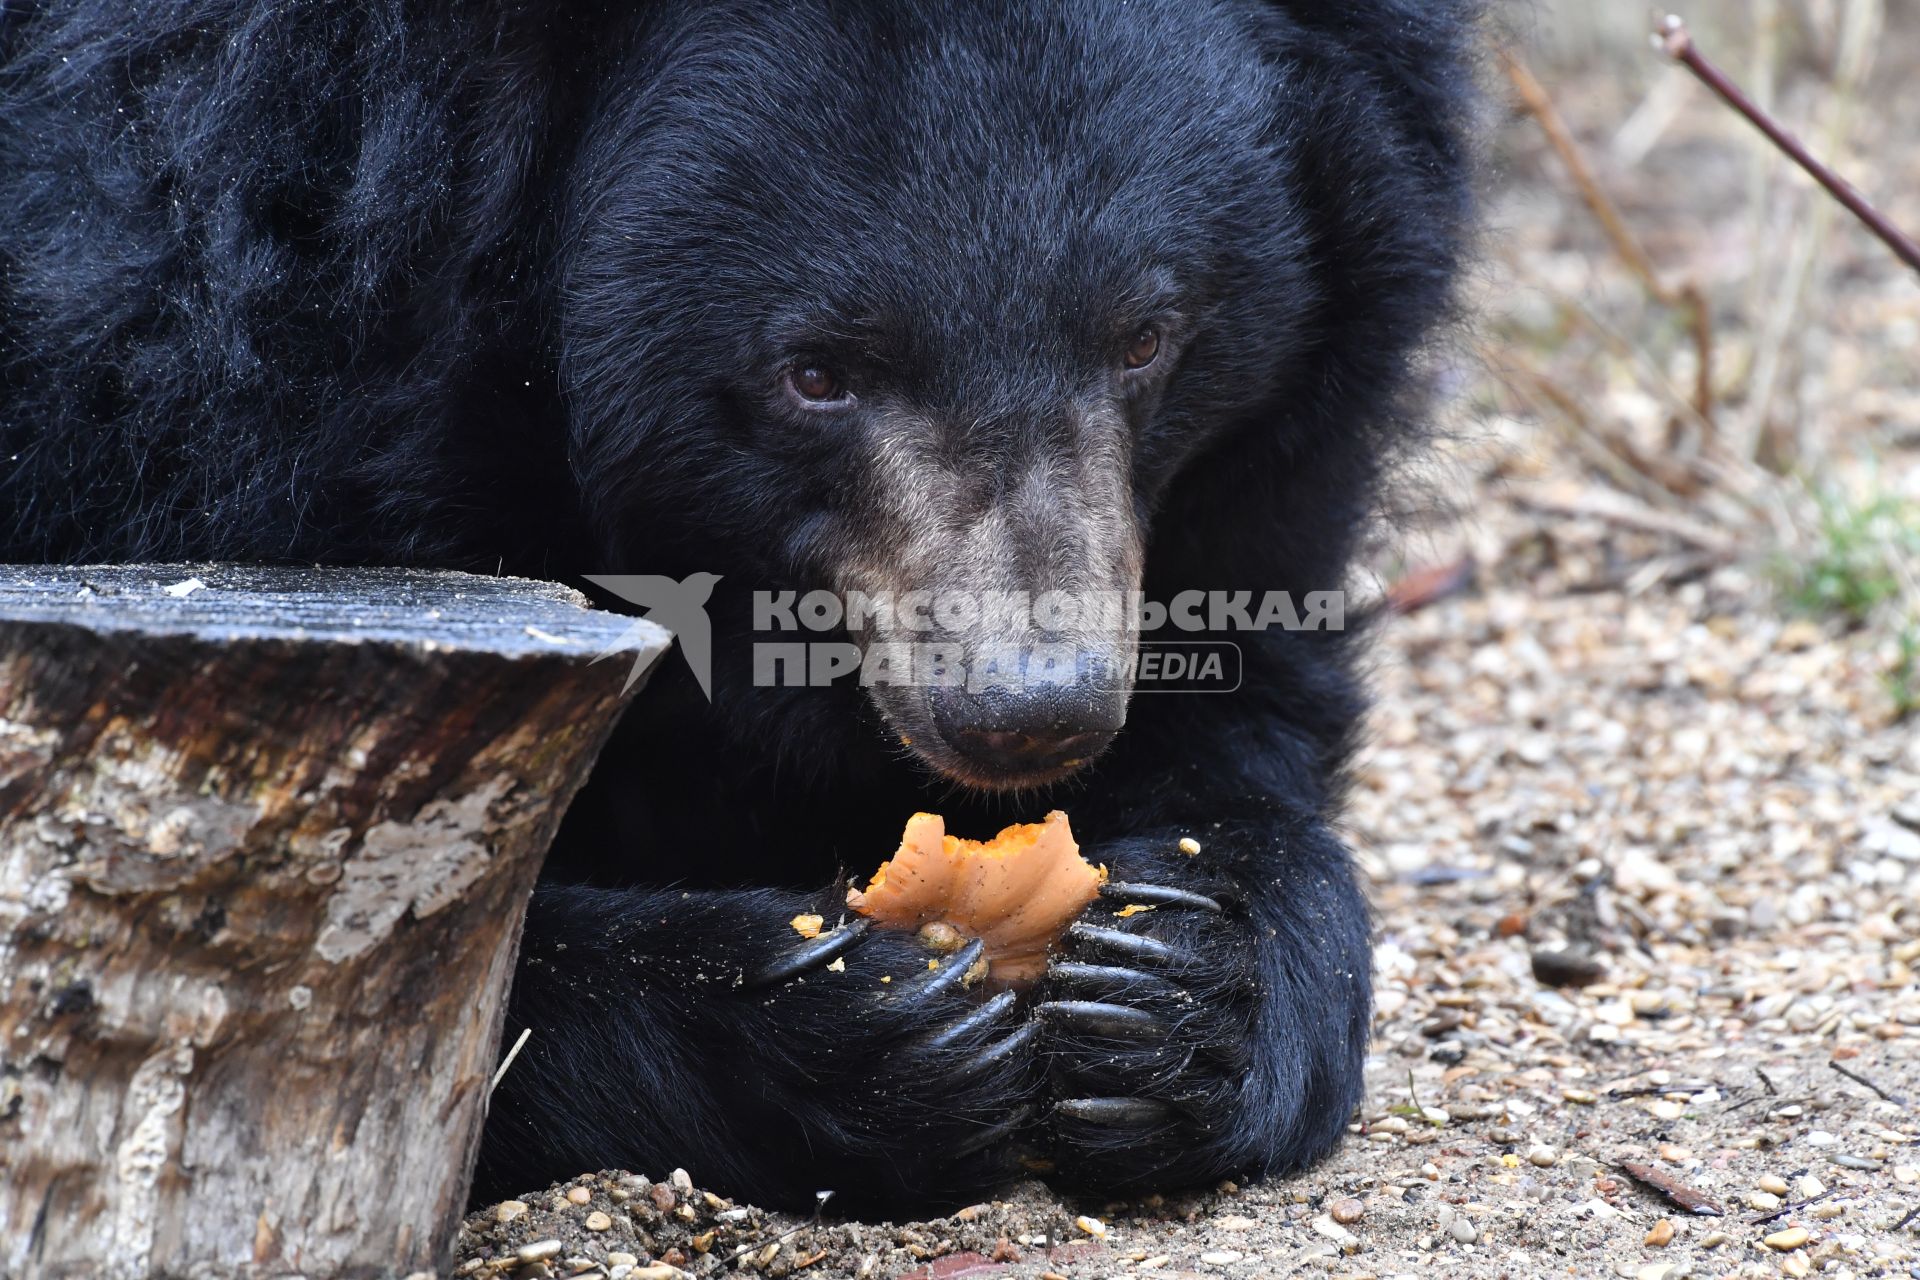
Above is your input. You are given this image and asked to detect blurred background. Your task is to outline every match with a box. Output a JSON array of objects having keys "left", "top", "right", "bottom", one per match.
[
  {"left": 1395, "top": 0, "right": 1919, "bottom": 699},
  {"left": 1318, "top": 7, "right": 1920, "bottom": 1267}
]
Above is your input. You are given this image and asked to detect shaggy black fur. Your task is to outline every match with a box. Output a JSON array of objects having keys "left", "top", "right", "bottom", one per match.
[{"left": 0, "top": 0, "right": 1474, "bottom": 1216}]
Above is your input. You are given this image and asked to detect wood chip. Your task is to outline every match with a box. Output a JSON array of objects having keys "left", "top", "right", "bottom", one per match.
[{"left": 1617, "top": 1162, "right": 1724, "bottom": 1217}]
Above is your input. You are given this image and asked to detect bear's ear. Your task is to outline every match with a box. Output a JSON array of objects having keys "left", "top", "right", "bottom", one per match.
[{"left": 1257, "top": 0, "right": 1480, "bottom": 181}]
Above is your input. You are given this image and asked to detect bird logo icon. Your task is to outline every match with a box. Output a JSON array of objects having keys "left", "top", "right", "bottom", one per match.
[{"left": 582, "top": 572, "right": 723, "bottom": 699}]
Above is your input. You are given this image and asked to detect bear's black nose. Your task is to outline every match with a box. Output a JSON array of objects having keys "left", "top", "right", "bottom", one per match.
[{"left": 927, "top": 683, "right": 1124, "bottom": 781}]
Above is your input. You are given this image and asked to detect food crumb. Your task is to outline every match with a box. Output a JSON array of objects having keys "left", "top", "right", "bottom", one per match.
[{"left": 789, "top": 914, "right": 824, "bottom": 939}]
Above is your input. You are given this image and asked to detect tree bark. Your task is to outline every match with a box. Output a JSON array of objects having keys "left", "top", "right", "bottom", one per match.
[{"left": 0, "top": 565, "right": 670, "bottom": 1280}]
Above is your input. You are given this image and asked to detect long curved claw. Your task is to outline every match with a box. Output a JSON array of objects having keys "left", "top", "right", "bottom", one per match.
[
  {"left": 747, "top": 916, "right": 871, "bottom": 988},
  {"left": 1067, "top": 922, "right": 1183, "bottom": 966},
  {"left": 1098, "top": 881, "right": 1224, "bottom": 913},
  {"left": 885, "top": 935, "right": 988, "bottom": 1009},
  {"left": 967, "top": 1017, "right": 1038, "bottom": 1074},
  {"left": 951, "top": 1102, "right": 1039, "bottom": 1158},
  {"left": 1054, "top": 1096, "right": 1177, "bottom": 1126},
  {"left": 1037, "top": 999, "right": 1168, "bottom": 1038},
  {"left": 911, "top": 988, "right": 1019, "bottom": 1056},
  {"left": 1045, "top": 961, "right": 1185, "bottom": 1002}
]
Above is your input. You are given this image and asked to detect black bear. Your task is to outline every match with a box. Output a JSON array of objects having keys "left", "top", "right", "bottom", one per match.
[{"left": 0, "top": 0, "right": 1474, "bottom": 1215}]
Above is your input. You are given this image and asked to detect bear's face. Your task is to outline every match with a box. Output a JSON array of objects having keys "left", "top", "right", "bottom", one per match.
[{"left": 563, "top": 0, "right": 1317, "bottom": 789}]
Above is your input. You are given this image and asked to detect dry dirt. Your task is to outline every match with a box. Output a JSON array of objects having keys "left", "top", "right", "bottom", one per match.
[{"left": 446, "top": 499, "right": 1920, "bottom": 1279}]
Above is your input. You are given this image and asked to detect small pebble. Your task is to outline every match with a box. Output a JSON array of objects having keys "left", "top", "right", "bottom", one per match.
[
  {"left": 1178, "top": 837, "right": 1202, "bottom": 855},
  {"left": 1648, "top": 1100, "right": 1683, "bottom": 1121},
  {"left": 565, "top": 1186, "right": 592, "bottom": 1205},
  {"left": 516, "top": 1241, "right": 563, "bottom": 1264},
  {"left": 1526, "top": 1144, "right": 1558, "bottom": 1167},
  {"left": 607, "top": 1254, "right": 638, "bottom": 1267},
  {"left": 1757, "top": 1174, "right": 1789, "bottom": 1196},
  {"left": 1763, "top": 1227, "right": 1810, "bottom": 1251},
  {"left": 584, "top": 1211, "right": 612, "bottom": 1232},
  {"left": 494, "top": 1200, "right": 528, "bottom": 1224},
  {"left": 1074, "top": 1215, "right": 1107, "bottom": 1238},
  {"left": 1699, "top": 1230, "right": 1728, "bottom": 1248},
  {"left": 1748, "top": 1191, "right": 1781, "bottom": 1211},
  {"left": 1448, "top": 1217, "right": 1478, "bottom": 1244},
  {"left": 1199, "top": 1251, "right": 1243, "bottom": 1265},
  {"left": 1531, "top": 948, "right": 1606, "bottom": 988},
  {"left": 1644, "top": 1219, "right": 1674, "bottom": 1247},
  {"left": 1330, "top": 1197, "right": 1366, "bottom": 1224},
  {"left": 1793, "top": 1174, "right": 1824, "bottom": 1199}
]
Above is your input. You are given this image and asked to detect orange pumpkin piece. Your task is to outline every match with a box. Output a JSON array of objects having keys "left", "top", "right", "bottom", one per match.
[{"left": 846, "top": 810, "right": 1105, "bottom": 986}]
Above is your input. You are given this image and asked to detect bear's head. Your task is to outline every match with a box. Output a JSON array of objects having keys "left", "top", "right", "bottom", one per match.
[{"left": 555, "top": 0, "right": 1451, "bottom": 791}]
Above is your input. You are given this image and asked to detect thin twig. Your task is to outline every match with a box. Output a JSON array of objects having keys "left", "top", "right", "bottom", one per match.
[
  {"left": 1746, "top": 1187, "right": 1838, "bottom": 1226},
  {"left": 1893, "top": 1204, "right": 1920, "bottom": 1233},
  {"left": 1722, "top": 1090, "right": 1809, "bottom": 1116},
  {"left": 1501, "top": 48, "right": 1668, "bottom": 297},
  {"left": 1735, "top": 0, "right": 1877, "bottom": 464},
  {"left": 1501, "top": 46, "right": 1716, "bottom": 427},
  {"left": 1506, "top": 482, "right": 1739, "bottom": 556},
  {"left": 1657, "top": 13, "right": 1920, "bottom": 273},
  {"left": 1487, "top": 347, "right": 1678, "bottom": 506},
  {"left": 1829, "top": 1059, "right": 1906, "bottom": 1105},
  {"left": 488, "top": 1026, "right": 533, "bottom": 1099}
]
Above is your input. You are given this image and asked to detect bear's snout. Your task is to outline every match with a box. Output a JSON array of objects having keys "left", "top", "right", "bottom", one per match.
[{"left": 926, "top": 679, "right": 1126, "bottom": 783}]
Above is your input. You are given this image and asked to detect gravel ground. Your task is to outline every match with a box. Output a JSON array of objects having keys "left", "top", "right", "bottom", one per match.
[{"left": 448, "top": 484, "right": 1920, "bottom": 1280}]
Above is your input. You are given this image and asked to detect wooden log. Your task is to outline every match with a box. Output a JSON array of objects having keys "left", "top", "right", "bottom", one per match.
[{"left": 0, "top": 565, "right": 670, "bottom": 1280}]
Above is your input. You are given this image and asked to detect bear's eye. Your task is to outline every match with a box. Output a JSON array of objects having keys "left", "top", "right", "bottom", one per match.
[
  {"left": 787, "top": 363, "right": 849, "bottom": 405},
  {"left": 1122, "top": 327, "right": 1161, "bottom": 371}
]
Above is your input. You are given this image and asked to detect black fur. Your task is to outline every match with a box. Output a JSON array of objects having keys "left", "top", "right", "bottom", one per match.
[{"left": 0, "top": 0, "right": 1474, "bottom": 1215}]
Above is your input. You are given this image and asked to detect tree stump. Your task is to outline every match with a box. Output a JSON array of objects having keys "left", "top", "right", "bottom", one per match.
[{"left": 0, "top": 566, "right": 670, "bottom": 1280}]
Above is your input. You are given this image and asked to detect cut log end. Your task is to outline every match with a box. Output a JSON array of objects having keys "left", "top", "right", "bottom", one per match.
[{"left": 0, "top": 566, "right": 670, "bottom": 1280}]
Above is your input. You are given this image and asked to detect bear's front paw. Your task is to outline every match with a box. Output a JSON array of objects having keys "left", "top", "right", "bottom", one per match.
[
  {"left": 1034, "top": 877, "right": 1265, "bottom": 1192},
  {"left": 746, "top": 916, "right": 1039, "bottom": 1211}
]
